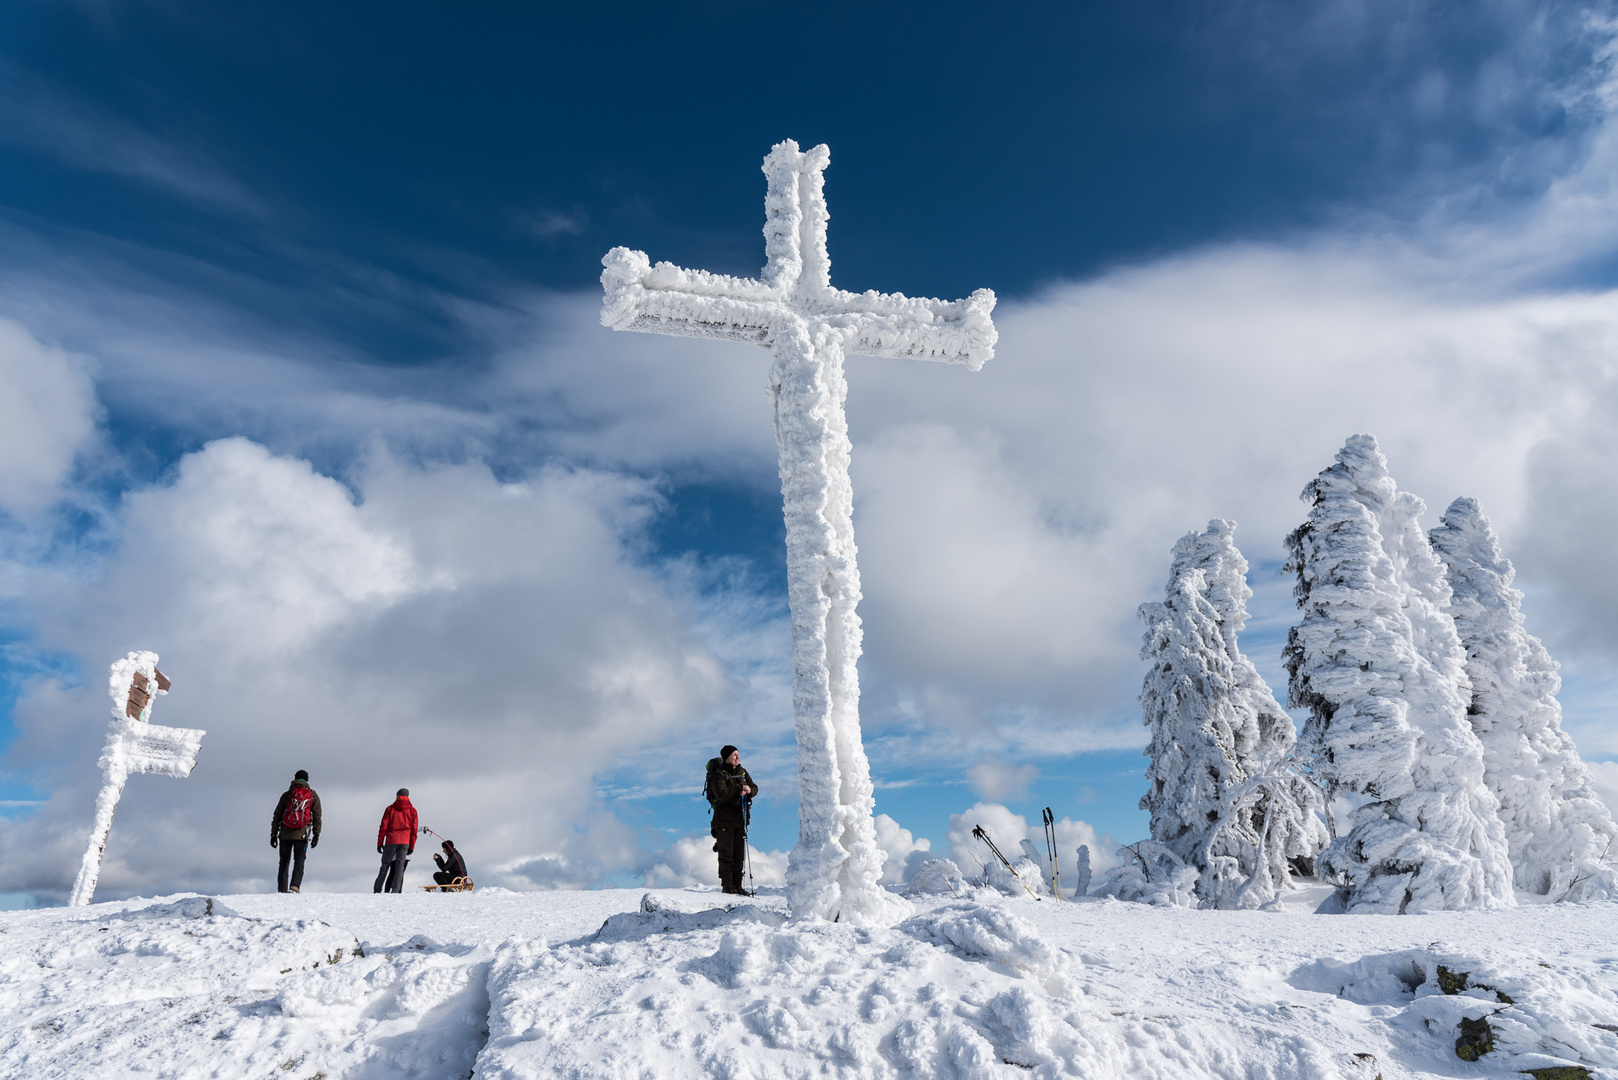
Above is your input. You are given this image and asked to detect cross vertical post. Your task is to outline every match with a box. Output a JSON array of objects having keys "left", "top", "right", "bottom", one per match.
[{"left": 601, "top": 140, "right": 996, "bottom": 924}]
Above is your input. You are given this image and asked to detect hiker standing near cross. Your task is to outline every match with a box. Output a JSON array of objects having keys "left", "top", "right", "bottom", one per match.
[{"left": 601, "top": 140, "right": 996, "bottom": 924}]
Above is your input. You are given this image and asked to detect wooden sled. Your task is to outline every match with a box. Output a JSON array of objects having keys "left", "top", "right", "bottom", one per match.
[{"left": 420, "top": 876, "right": 474, "bottom": 893}]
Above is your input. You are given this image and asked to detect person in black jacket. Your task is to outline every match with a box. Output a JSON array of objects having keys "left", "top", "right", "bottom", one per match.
[
  {"left": 432, "top": 840, "right": 468, "bottom": 886},
  {"left": 707, "top": 745, "right": 756, "bottom": 895},
  {"left": 270, "top": 770, "right": 322, "bottom": 894}
]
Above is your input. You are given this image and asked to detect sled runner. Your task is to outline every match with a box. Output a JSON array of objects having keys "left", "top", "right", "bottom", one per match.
[{"left": 420, "top": 876, "right": 474, "bottom": 893}]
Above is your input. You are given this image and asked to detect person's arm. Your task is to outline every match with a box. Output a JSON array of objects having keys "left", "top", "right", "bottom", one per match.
[
  {"left": 406, "top": 807, "right": 417, "bottom": 854},
  {"left": 742, "top": 769, "right": 757, "bottom": 799},
  {"left": 271, "top": 792, "right": 286, "bottom": 846},
  {"left": 377, "top": 810, "right": 388, "bottom": 852},
  {"left": 310, "top": 792, "right": 322, "bottom": 847}
]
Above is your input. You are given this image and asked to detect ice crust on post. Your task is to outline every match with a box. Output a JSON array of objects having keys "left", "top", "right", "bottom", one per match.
[
  {"left": 69, "top": 651, "right": 205, "bottom": 907},
  {"left": 1284, "top": 436, "right": 1512, "bottom": 913},
  {"left": 1137, "top": 521, "right": 1326, "bottom": 909},
  {"left": 599, "top": 140, "right": 996, "bottom": 925},
  {"left": 1429, "top": 497, "right": 1618, "bottom": 900}
]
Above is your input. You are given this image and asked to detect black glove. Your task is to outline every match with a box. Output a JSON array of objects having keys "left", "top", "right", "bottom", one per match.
[
  {"left": 310, "top": 836, "right": 318, "bottom": 849},
  {"left": 377, "top": 845, "right": 384, "bottom": 854},
  {"left": 270, "top": 836, "right": 278, "bottom": 848},
  {"left": 407, "top": 848, "right": 414, "bottom": 857}
]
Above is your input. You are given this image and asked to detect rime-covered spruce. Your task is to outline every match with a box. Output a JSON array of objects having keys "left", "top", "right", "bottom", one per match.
[
  {"left": 1283, "top": 436, "right": 1512, "bottom": 912},
  {"left": 1429, "top": 497, "right": 1618, "bottom": 900},
  {"left": 1136, "top": 521, "right": 1326, "bottom": 909}
]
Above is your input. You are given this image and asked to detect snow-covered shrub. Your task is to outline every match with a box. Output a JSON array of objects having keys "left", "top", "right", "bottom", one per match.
[
  {"left": 1091, "top": 841, "right": 1199, "bottom": 907},
  {"left": 1430, "top": 497, "right": 1618, "bottom": 900},
  {"left": 908, "top": 858, "right": 967, "bottom": 896},
  {"left": 983, "top": 856, "right": 1045, "bottom": 898},
  {"left": 1138, "top": 520, "right": 1327, "bottom": 909},
  {"left": 1284, "top": 435, "right": 1513, "bottom": 912}
]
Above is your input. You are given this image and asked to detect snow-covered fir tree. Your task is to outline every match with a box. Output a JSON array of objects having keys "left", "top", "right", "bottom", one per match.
[
  {"left": 1283, "top": 435, "right": 1513, "bottom": 913},
  {"left": 1429, "top": 497, "right": 1618, "bottom": 900},
  {"left": 1137, "top": 521, "right": 1327, "bottom": 909}
]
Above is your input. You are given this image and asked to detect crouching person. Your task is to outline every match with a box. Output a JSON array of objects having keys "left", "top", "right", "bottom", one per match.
[{"left": 433, "top": 840, "right": 468, "bottom": 887}]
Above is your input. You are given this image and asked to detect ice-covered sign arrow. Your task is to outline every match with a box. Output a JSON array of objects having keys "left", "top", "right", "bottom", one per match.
[
  {"left": 601, "top": 140, "right": 996, "bottom": 924},
  {"left": 69, "top": 651, "right": 206, "bottom": 907}
]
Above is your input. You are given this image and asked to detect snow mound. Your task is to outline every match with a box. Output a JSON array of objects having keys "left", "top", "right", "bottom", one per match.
[
  {"left": 908, "top": 857, "right": 966, "bottom": 896},
  {"left": 476, "top": 895, "right": 1096, "bottom": 1079},
  {"left": 1289, "top": 946, "right": 1618, "bottom": 1075},
  {"left": 899, "top": 902, "right": 1069, "bottom": 985},
  {"left": 0, "top": 895, "right": 497, "bottom": 1079}
]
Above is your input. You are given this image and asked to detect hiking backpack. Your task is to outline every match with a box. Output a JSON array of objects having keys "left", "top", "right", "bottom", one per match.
[
  {"left": 282, "top": 787, "right": 314, "bottom": 830},
  {"left": 702, "top": 758, "right": 722, "bottom": 812}
]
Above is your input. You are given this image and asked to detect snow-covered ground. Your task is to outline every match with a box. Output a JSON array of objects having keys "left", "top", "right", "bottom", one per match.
[{"left": 3, "top": 885, "right": 1615, "bottom": 1079}]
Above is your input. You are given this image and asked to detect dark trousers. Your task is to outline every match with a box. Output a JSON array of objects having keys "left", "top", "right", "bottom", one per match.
[
  {"left": 277, "top": 838, "right": 308, "bottom": 893},
  {"left": 433, "top": 870, "right": 459, "bottom": 885},
  {"left": 714, "top": 826, "right": 747, "bottom": 891},
  {"left": 375, "top": 844, "right": 409, "bottom": 893}
]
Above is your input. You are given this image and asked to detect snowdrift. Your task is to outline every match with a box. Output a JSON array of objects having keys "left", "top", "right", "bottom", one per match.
[{"left": 3, "top": 887, "right": 1615, "bottom": 1079}]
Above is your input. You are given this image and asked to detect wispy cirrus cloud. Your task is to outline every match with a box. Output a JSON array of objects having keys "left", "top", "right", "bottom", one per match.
[{"left": 0, "top": 72, "right": 268, "bottom": 219}]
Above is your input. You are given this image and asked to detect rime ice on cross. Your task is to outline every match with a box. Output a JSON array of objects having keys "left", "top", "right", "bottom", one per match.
[{"left": 601, "top": 140, "right": 996, "bottom": 924}]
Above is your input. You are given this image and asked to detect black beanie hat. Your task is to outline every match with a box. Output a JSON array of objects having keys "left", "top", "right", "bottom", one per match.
[
  {"left": 720, "top": 745, "right": 738, "bottom": 761},
  {"left": 397, "top": 787, "right": 410, "bottom": 797},
  {"left": 294, "top": 769, "right": 309, "bottom": 781}
]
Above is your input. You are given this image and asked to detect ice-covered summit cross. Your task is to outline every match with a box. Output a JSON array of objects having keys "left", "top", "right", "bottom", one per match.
[{"left": 602, "top": 140, "right": 996, "bottom": 924}]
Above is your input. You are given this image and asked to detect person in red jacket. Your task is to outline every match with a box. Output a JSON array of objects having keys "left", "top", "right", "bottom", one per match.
[{"left": 374, "top": 788, "right": 418, "bottom": 893}]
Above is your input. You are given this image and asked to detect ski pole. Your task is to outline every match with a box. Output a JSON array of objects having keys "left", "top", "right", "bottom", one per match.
[
  {"left": 972, "top": 824, "right": 1039, "bottom": 899},
  {"left": 1042, "top": 807, "right": 1062, "bottom": 902}
]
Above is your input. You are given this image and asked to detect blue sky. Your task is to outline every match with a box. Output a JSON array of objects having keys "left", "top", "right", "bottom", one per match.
[{"left": 3, "top": 1, "right": 1618, "bottom": 902}]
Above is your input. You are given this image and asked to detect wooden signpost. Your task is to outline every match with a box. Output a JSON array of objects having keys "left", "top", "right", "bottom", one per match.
[{"left": 68, "top": 651, "right": 205, "bottom": 907}]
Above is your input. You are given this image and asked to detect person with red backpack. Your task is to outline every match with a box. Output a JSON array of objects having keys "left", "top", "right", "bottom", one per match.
[
  {"left": 270, "top": 769, "right": 322, "bottom": 894},
  {"left": 374, "top": 788, "right": 418, "bottom": 893}
]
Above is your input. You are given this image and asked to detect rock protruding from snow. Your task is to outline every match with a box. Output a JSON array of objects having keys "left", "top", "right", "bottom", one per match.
[
  {"left": 1138, "top": 521, "right": 1326, "bottom": 908},
  {"left": 599, "top": 140, "right": 994, "bottom": 926},
  {"left": 1284, "top": 436, "right": 1513, "bottom": 913},
  {"left": 1429, "top": 497, "right": 1618, "bottom": 900}
]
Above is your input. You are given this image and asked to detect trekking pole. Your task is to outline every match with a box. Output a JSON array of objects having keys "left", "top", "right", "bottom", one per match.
[
  {"left": 742, "top": 795, "right": 755, "bottom": 897},
  {"left": 1042, "top": 807, "right": 1062, "bottom": 902},
  {"left": 972, "top": 824, "right": 1039, "bottom": 899}
]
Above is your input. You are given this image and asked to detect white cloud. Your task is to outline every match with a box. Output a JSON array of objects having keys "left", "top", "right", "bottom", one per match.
[
  {"left": 964, "top": 760, "right": 1038, "bottom": 802},
  {"left": 642, "top": 833, "right": 788, "bottom": 889},
  {"left": 0, "top": 318, "right": 97, "bottom": 515},
  {"left": 0, "top": 438, "right": 734, "bottom": 901},
  {"left": 0, "top": 74, "right": 267, "bottom": 218},
  {"left": 872, "top": 812, "right": 931, "bottom": 885}
]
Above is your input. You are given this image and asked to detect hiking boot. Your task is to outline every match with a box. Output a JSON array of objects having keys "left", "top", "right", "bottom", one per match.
[{"left": 289, "top": 886, "right": 300, "bottom": 893}]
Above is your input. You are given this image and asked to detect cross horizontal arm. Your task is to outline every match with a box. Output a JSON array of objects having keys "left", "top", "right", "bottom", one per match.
[
  {"left": 814, "top": 286, "right": 997, "bottom": 370},
  {"left": 602, "top": 246, "right": 998, "bottom": 367},
  {"left": 601, "top": 246, "right": 789, "bottom": 345}
]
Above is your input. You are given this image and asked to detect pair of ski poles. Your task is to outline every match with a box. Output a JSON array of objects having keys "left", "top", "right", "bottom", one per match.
[{"left": 972, "top": 807, "right": 1063, "bottom": 901}]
